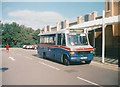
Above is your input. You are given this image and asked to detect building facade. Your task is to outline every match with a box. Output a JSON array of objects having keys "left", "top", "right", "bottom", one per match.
[
  {"left": 40, "top": 0, "right": 120, "bottom": 59},
  {"left": 92, "top": 0, "right": 120, "bottom": 58}
]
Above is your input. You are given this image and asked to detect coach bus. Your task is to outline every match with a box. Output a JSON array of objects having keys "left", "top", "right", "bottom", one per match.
[{"left": 37, "top": 28, "right": 94, "bottom": 65}]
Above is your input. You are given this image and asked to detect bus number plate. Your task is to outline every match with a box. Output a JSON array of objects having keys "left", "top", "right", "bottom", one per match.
[{"left": 81, "top": 57, "right": 87, "bottom": 59}]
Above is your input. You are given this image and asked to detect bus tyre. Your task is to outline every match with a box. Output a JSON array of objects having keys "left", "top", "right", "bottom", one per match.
[
  {"left": 85, "top": 60, "right": 91, "bottom": 64},
  {"left": 43, "top": 52, "right": 46, "bottom": 59},
  {"left": 63, "top": 55, "right": 70, "bottom": 66}
]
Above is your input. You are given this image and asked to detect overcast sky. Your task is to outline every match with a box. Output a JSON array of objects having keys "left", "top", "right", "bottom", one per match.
[{"left": 1, "top": 1, "right": 104, "bottom": 30}]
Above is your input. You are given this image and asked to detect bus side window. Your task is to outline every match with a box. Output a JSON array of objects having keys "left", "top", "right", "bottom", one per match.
[
  {"left": 38, "top": 36, "right": 40, "bottom": 44},
  {"left": 62, "top": 34, "right": 66, "bottom": 46},
  {"left": 52, "top": 36, "right": 56, "bottom": 45},
  {"left": 57, "top": 34, "right": 66, "bottom": 46},
  {"left": 40, "top": 36, "right": 44, "bottom": 44},
  {"left": 57, "top": 34, "right": 61, "bottom": 45}
]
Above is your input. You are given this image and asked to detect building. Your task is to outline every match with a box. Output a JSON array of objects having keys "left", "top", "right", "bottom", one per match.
[
  {"left": 104, "top": 0, "right": 119, "bottom": 58},
  {"left": 91, "top": 0, "right": 120, "bottom": 58},
  {"left": 40, "top": 0, "right": 120, "bottom": 59}
]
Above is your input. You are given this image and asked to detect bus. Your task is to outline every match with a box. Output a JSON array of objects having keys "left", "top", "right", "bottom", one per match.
[{"left": 37, "top": 28, "right": 94, "bottom": 65}]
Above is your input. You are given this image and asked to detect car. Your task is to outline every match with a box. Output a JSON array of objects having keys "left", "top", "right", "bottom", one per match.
[
  {"left": 23, "top": 45, "right": 37, "bottom": 50},
  {"left": 23, "top": 45, "right": 27, "bottom": 49}
]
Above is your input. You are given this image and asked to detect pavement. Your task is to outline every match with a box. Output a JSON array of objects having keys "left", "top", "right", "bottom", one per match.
[{"left": 93, "top": 56, "right": 118, "bottom": 66}]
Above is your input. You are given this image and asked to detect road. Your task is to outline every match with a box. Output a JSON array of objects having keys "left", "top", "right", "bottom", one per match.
[{"left": 0, "top": 48, "right": 118, "bottom": 86}]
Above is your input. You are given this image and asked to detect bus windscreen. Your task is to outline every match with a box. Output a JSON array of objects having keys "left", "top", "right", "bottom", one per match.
[{"left": 67, "top": 33, "right": 88, "bottom": 46}]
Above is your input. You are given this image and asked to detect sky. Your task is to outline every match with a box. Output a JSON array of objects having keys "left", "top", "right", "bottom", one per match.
[{"left": 1, "top": 1, "right": 104, "bottom": 30}]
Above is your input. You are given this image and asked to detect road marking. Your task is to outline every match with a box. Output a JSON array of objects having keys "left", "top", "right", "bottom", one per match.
[
  {"left": 8, "top": 57, "right": 15, "bottom": 61},
  {"left": 77, "top": 77, "right": 103, "bottom": 87},
  {"left": 39, "top": 61, "right": 60, "bottom": 71}
]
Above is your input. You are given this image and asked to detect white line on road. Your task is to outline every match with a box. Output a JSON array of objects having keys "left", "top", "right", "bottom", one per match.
[
  {"left": 39, "top": 61, "right": 60, "bottom": 71},
  {"left": 8, "top": 57, "right": 15, "bottom": 61},
  {"left": 77, "top": 77, "right": 103, "bottom": 87}
]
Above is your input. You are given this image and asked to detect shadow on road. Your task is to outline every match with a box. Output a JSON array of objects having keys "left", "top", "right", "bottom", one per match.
[
  {"left": 32, "top": 54, "right": 89, "bottom": 66},
  {"left": 0, "top": 67, "right": 9, "bottom": 72},
  {"left": 32, "top": 54, "right": 63, "bottom": 65},
  {"left": 32, "top": 54, "right": 39, "bottom": 58}
]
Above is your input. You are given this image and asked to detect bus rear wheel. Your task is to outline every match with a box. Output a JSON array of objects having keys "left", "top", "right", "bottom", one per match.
[{"left": 43, "top": 52, "right": 46, "bottom": 59}]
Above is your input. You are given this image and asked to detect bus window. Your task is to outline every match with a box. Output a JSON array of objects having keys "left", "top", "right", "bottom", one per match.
[
  {"left": 57, "top": 34, "right": 66, "bottom": 46},
  {"left": 57, "top": 34, "right": 61, "bottom": 45},
  {"left": 40, "top": 36, "right": 44, "bottom": 44},
  {"left": 67, "top": 33, "right": 88, "bottom": 46},
  {"left": 49, "top": 35, "right": 56, "bottom": 45},
  {"left": 40, "top": 34, "right": 56, "bottom": 45},
  {"left": 62, "top": 34, "right": 66, "bottom": 46}
]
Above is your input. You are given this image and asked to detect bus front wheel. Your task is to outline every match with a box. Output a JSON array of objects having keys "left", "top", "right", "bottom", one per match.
[
  {"left": 63, "top": 55, "right": 70, "bottom": 66},
  {"left": 85, "top": 60, "right": 91, "bottom": 64}
]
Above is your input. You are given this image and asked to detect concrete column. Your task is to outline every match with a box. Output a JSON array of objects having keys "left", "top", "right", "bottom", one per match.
[
  {"left": 102, "top": 10, "right": 105, "bottom": 63},
  {"left": 93, "top": 29, "right": 96, "bottom": 48},
  {"left": 77, "top": 16, "right": 82, "bottom": 24},
  {"left": 46, "top": 25, "right": 51, "bottom": 32},
  {"left": 44, "top": 26, "right": 47, "bottom": 33},
  {"left": 49, "top": 25, "right": 51, "bottom": 32},
  {"left": 0, "top": 21, "right": 2, "bottom": 87},
  {"left": 64, "top": 20, "right": 69, "bottom": 28},
  {"left": 91, "top": 11, "right": 98, "bottom": 20},
  {"left": 56, "top": 22, "right": 61, "bottom": 31}
]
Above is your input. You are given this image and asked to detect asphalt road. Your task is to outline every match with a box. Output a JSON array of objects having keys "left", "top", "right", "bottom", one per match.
[{"left": 0, "top": 48, "right": 118, "bottom": 86}]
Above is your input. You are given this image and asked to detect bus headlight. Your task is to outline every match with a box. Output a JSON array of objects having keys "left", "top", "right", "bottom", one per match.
[
  {"left": 90, "top": 51, "right": 94, "bottom": 54},
  {"left": 70, "top": 51, "right": 75, "bottom": 55}
]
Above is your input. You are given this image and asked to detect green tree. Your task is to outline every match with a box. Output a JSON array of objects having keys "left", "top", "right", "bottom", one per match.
[
  {"left": 2, "top": 22, "right": 40, "bottom": 47},
  {"left": 33, "top": 29, "right": 40, "bottom": 44}
]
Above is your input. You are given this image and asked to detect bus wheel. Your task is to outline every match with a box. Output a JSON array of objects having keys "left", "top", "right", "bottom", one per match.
[
  {"left": 63, "top": 55, "right": 70, "bottom": 66},
  {"left": 43, "top": 52, "right": 46, "bottom": 59},
  {"left": 85, "top": 60, "right": 91, "bottom": 64}
]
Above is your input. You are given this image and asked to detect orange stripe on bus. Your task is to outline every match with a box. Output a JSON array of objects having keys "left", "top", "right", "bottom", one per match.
[
  {"left": 38, "top": 44, "right": 94, "bottom": 51},
  {"left": 75, "top": 48, "right": 94, "bottom": 51}
]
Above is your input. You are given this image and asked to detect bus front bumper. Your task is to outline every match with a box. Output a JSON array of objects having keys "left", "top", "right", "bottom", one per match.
[{"left": 69, "top": 54, "right": 94, "bottom": 62}]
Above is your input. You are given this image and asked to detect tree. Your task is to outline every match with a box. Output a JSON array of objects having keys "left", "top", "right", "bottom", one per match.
[
  {"left": 2, "top": 22, "right": 40, "bottom": 47},
  {"left": 32, "top": 29, "right": 40, "bottom": 44}
]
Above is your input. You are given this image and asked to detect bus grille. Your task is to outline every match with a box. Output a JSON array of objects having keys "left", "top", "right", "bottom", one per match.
[{"left": 77, "top": 51, "right": 90, "bottom": 54}]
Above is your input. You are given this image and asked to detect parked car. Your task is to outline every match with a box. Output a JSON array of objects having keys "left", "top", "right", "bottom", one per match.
[
  {"left": 23, "top": 45, "right": 37, "bottom": 50},
  {"left": 23, "top": 45, "right": 27, "bottom": 49}
]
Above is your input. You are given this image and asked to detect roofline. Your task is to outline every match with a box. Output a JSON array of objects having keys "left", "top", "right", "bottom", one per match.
[{"left": 38, "top": 28, "right": 85, "bottom": 36}]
